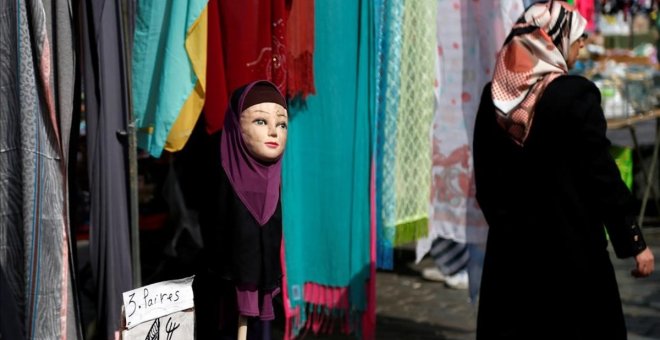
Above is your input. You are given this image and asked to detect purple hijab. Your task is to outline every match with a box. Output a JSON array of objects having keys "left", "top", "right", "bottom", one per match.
[{"left": 220, "top": 80, "right": 286, "bottom": 226}]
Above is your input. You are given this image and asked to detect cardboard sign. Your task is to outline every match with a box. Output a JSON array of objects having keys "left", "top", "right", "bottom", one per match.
[{"left": 122, "top": 276, "right": 195, "bottom": 329}]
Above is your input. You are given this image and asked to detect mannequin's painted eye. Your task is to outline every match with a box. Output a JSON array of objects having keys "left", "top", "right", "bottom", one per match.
[{"left": 254, "top": 119, "right": 267, "bottom": 126}]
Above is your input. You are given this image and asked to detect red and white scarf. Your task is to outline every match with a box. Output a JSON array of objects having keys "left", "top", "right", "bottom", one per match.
[{"left": 491, "top": 0, "right": 587, "bottom": 144}]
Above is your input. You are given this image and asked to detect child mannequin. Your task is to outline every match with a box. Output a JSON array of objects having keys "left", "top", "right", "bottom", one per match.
[{"left": 193, "top": 80, "right": 288, "bottom": 340}]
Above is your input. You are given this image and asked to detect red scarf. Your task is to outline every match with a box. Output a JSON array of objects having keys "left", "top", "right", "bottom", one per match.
[
  {"left": 286, "top": 0, "right": 316, "bottom": 99},
  {"left": 204, "top": 0, "right": 289, "bottom": 134}
]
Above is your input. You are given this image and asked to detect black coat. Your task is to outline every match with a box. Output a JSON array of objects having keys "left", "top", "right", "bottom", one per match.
[{"left": 473, "top": 76, "right": 647, "bottom": 339}]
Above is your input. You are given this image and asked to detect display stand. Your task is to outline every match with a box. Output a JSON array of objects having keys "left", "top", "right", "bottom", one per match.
[
  {"left": 607, "top": 109, "right": 660, "bottom": 227},
  {"left": 237, "top": 316, "right": 248, "bottom": 340}
]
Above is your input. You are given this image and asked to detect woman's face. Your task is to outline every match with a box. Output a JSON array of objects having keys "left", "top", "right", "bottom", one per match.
[
  {"left": 239, "top": 102, "right": 288, "bottom": 162},
  {"left": 567, "top": 34, "right": 586, "bottom": 69}
]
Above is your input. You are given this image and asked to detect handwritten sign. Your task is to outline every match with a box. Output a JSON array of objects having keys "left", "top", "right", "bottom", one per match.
[
  {"left": 122, "top": 276, "right": 195, "bottom": 329},
  {"left": 122, "top": 310, "right": 194, "bottom": 340}
]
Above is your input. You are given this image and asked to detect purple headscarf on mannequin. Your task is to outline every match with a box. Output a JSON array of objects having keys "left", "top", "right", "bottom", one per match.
[{"left": 220, "top": 80, "right": 288, "bottom": 225}]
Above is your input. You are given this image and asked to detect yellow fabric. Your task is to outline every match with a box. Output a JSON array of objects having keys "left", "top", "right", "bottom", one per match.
[{"left": 165, "top": 6, "right": 208, "bottom": 152}]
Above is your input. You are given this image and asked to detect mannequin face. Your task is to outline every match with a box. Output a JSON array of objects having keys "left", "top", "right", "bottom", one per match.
[{"left": 239, "top": 102, "right": 288, "bottom": 162}]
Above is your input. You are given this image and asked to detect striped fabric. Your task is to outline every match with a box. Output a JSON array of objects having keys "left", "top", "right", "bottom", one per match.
[
  {"left": 0, "top": 0, "right": 78, "bottom": 339},
  {"left": 429, "top": 237, "right": 469, "bottom": 276}
]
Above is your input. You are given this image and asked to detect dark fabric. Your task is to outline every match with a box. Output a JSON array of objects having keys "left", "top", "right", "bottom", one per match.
[
  {"left": 80, "top": 0, "right": 134, "bottom": 338},
  {"left": 199, "top": 136, "right": 282, "bottom": 289},
  {"left": 181, "top": 123, "right": 282, "bottom": 337},
  {"left": 192, "top": 276, "right": 272, "bottom": 340},
  {"left": 1, "top": 0, "right": 79, "bottom": 338},
  {"left": 0, "top": 264, "right": 24, "bottom": 340},
  {"left": 242, "top": 83, "right": 288, "bottom": 111},
  {"left": 474, "top": 76, "right": 647, "bottom": 339}
]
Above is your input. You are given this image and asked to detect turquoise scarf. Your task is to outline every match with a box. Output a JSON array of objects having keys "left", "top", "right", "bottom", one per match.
[{"left": 281, "top": 0, "right": 373, "bottom": 337}]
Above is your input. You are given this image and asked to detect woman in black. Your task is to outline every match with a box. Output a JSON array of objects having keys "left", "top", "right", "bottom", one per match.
[{"left": 473, "top": 2, "right": 654, "bottom": 339}]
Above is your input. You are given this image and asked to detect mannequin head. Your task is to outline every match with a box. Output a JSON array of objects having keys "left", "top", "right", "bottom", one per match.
[
  {"left": 221, "top": 80, "right": 286, "bottom": 226},
  {"left": 239, "top": 101, "right": 288, "bottom": 162},
  {"left": 236, "top": 82, "right": 288, "bottom": 162}
]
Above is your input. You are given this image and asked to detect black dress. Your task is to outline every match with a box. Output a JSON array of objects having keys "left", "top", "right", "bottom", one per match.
[{"left": 473, "top": 76, "right": 647, "bottom": 339}]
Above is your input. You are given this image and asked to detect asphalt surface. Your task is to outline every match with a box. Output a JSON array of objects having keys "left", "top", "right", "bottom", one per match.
[{"left": 291, "top": 227, "right": 660, "bottom": 340}]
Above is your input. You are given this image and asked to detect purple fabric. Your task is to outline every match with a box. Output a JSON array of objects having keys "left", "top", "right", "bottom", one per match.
[
  {"left": 220, "top": 80, "right": 284, "bottom": 226},
  {"left": 236, "top": 286, "right": 280, "bottom": 320}
]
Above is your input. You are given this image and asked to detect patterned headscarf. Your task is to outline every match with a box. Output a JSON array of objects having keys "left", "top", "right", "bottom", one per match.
[{"left": 491, "top": 0, "right": 587, "bottom": 144}]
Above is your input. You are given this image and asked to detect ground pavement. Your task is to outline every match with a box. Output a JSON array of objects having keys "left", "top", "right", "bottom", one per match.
[{"left": 285, "top": 227, "right": 660, "bottom": 340}]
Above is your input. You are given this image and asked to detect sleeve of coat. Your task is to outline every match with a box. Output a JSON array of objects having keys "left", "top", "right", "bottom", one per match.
[{"left": 576, "top": 80, "right": 647, "bottom": 259}]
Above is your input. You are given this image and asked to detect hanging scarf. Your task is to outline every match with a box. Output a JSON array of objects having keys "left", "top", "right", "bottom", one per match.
[
  {"left": 418, "top": 0, "right": 524, "bottom": 304},
  {"left": 220, "top": 80, "right": 285, "bottom": 226},
  {"left": 392, "top": 0, "right": 436, "bottom": 245},
  {"left": 421, "top": 0, "right": 522, "bottom": 256},
  {"left": 132, "top": 0, "right": 208, "bottom": 157},
  {"left": 491, "top": 0, "right": 586, "bottom": 144},
  {"left": 286, "top": 0, "right": 316, "bottom": 99},
  {"left": 204, "top": 0, "right": 289, "bottom": 134},
  {"left": 375, "top": 0, "right": 404, "bottom": 270},
  {"left": 280, "top": 1, "right": 373, "bottom": 338},
  {"left": 1, "top": 0, "right": 79, "bottom": 338}
]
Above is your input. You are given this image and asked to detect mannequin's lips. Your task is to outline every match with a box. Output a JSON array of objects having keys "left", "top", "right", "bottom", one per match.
[{"left": 265, "top": 142, "right": 279, "bottom": 148}]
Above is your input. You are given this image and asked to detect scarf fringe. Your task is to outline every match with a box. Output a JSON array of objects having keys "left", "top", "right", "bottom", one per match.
[
  {"left": 286, "top": 52, "right": 316, "bottom": 100},
  {"left": 394, "top": 217, "right": 428, "bottom": 246},
  {"left": 285, "top": 283, "right": 366, "bottom": 339}
]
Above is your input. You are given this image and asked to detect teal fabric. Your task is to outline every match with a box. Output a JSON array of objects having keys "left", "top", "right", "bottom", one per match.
[
  {"left": 375, "top": 0, "right": 403, "bottom": 269},
  {"left": 131, "top": 0, "right": 206, "bottom": 157},
  {"left": 282, "top": 0, "right": 372, "bottom": 332}
]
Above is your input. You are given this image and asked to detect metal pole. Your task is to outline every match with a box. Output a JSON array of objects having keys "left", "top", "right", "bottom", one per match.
[
  {"left": 118, "top": 0, "right": 141, "bottom": 287},
  {"left": 639, "top": 117, "right": 660, "bottom": 227}
]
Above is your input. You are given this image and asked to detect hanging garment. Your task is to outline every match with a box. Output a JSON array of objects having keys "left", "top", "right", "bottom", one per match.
[
  {"left": 281, "top": 0, "right": 373, "bottom": 338},
  {"left": 286, "top": 0, "right": 316, "bottom": 99},
  {"left": 203, "top": 0, "right": 228, "bottom": 134},
  {"left": 132, "top": 0, "right": 208, "bottom": 157},
  {"left": 374, "top": 0, "right": 404, "bottom": 270},
  {"left": 203, "top": 0, "right": 289, "bottom": 134},
  {"left": 392, "top": 0, "right": 437, "bottom": 245},
  {"left": 80, "top": 0, "right": 135, "bottom": 338},
  {"left": 0, "top": 0, "right": 80, "bottom": 339},
  {"left": 417, "top": 0, "right": 523, "bottom": 302}
]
